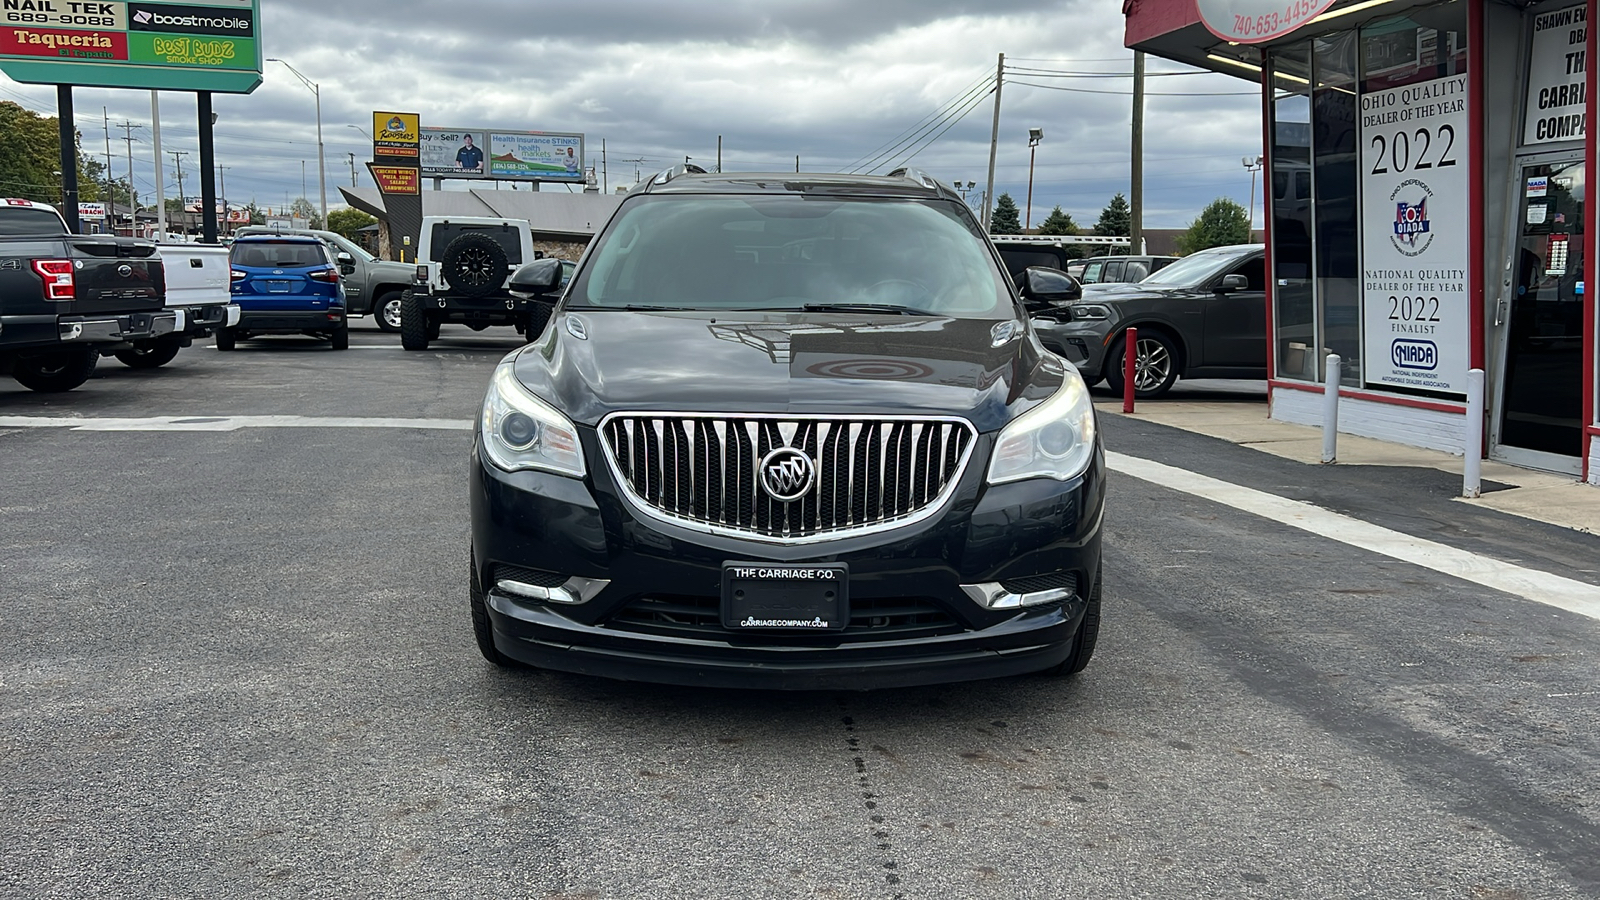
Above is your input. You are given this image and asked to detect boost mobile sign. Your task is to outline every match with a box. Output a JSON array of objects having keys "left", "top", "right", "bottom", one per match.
[{"left": 1359, "top": 73, "right": 1471, "bottom": 397}]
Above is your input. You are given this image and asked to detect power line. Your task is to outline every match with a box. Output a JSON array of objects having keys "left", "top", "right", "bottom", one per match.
[
  {"left": 840, "top": 69, "right": 993, "bottom": 174},
  {"left": 849, "top": 78, "right": 996, "bottom": 174},
  {"left": 879, "top": 86, "right": 994, "bottom": 171},
  {"left": 1008, "top": 80, "right": 1259, "bottom": 97}
]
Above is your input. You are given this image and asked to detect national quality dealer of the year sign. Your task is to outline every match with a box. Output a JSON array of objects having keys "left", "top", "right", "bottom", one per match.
[
  {"left": 1359, "top": 73, "right": 1471, "bottom": 398},
  {"left": 0, "top": 0, "right": 261, "bottom": 93}
]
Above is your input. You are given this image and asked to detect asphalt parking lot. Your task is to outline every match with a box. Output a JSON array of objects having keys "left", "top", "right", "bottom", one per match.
[{"left": 3, "top": 321, "right": 1597, "bottom": 899}]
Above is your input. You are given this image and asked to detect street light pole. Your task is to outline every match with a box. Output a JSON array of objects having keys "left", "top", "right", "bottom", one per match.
[
  {"left": 269, "top": 58, "right": 327, "bottom": 227},
  {"left": 1242, "top": 155, "right": 1264, "bottom": 235},
  {"left": 1025, "top": 127, "right": 1043, "bottom": 231}
]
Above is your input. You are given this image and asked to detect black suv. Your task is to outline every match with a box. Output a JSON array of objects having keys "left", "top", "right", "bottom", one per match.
[{"left": 469, "top": 167, "right": 1104, "bottom": 689}]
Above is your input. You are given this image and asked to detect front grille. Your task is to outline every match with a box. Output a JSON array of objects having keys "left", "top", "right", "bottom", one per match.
[
  {"left": 492, "top": 564, "right": 567, "bottom": 588},
  {"left": 608, "top": 594, "right": 962, "bottom": 641},
  {"left": 999, "top": 572, "right": 1079, "bottom": 596},
  {"left": 600, "top": 414, "right": 976, "bottom": 540}
]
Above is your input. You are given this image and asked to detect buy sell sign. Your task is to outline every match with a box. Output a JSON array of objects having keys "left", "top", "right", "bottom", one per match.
[{"left": 0, "top": 0, "right": 261, "bottom": 93}]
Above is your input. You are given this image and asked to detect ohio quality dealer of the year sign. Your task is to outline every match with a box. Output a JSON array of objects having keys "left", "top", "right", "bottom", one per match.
[
  {"left": 1359, "top": 72, "right": 1471, "bottom": 397},
  {"left": 0, "top": 0, "right": 261, "bottom": 93}
]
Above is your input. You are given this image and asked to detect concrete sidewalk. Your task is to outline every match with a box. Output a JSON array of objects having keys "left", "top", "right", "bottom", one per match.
[{"left": 1098, "top": 394, "right": 1600, "bottom": 536}]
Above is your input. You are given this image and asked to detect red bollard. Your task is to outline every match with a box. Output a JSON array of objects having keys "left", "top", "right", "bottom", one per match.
[{"left": 1122, "top": 327, "right": 1137, "bottom": 414}]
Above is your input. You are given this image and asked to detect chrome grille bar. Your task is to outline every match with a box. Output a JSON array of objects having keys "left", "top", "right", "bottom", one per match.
[{"left": 599, "top": 413, "right": 977, "bottom": 542}]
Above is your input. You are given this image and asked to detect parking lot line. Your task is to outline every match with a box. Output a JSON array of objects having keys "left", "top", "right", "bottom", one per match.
[
  {"left": 1108, "top": 450, "right": 1600, "bottom": 622},
  {"left": 0, "top": 415, "right": 473, "bottom": 432}
]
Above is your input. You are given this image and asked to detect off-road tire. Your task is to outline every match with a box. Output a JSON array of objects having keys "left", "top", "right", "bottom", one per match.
[
  {"left": 400, "top": 289, "right": 430, "bottom": 351},
  {"left": 374, "top": 290, "right": 404, "bottom": 332},
  {"left": 440, "top": 231, "right": 508, "bottom": 299},
  {"left": 113, "top": 339, "right": 182, "bottom": 369},
  {"left": 11, "top": 346, "right": 98, "bottom": 392},
  {"left": 523, "top": 304, "right": 553, "bottom": 343},
  {"left": 428, "top": 319, "right": 442, "bottom": 341},
  {"left": 215, "top": 328, "right": 236, "bottom": 351},
  {"left": 470, "top": 553, "right": 518, "bottom": 668},
  {"left": 330, "top": 323, "right": 349, "bottom": 350},
  {"left": 1042, "top": 568, "right": 1102, "bottom": 676}
]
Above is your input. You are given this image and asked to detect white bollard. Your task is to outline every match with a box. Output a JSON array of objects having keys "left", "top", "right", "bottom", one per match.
[
  {"left": 1463, "top": 368, "right": 1484, "bottom": 498},
  {"left": 1321, "top": 354, "right": 1341, "bottom": 464}
]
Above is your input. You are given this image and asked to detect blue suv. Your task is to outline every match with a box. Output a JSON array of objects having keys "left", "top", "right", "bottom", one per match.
[{"left": 220, "top": 235, "right": 348, "bottom": 351}]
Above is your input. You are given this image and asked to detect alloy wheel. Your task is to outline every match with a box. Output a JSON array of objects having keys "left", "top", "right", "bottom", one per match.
[{"left": 1133, "top": 337, "right": 1172, "bottom": 392}]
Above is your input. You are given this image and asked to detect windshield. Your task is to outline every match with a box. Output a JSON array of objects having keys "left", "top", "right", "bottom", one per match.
[
  {"left": 0, "top": 207, "right": 67, "bottom": 235},
  {"left": 569, "top": 195, "right": 1011, "bottom": 317},
  {"left": 1139, "top": 247, "right": 1256, "bottom": 287}
]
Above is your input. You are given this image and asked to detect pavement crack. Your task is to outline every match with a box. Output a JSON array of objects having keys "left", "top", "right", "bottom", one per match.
[{"left": 839, "top": 701, "right": 906, "bottom": 899}]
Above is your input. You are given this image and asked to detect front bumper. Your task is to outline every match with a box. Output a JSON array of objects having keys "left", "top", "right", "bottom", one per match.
[
  {"left": 1033, "top": 317, "right": 1109, "bottom": 379},
  {"left": 470, "top": 432, "right": 1105, "bottom": 690}
]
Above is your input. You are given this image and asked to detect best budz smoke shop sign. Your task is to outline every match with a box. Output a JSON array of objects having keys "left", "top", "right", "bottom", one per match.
[
  {"left": 0, "top": 0, "right": 261, "bottom": 93},
  {"left": 1360, "top": 73, "right": 1470, "bottom": 397}
]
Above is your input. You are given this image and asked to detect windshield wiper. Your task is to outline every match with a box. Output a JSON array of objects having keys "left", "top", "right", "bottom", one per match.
[
  {"left": 621, "top": 304, "right": 697, "bottom": 311},
  {"left": 797, "top": 303, "right": 939, "bottom": 316}
]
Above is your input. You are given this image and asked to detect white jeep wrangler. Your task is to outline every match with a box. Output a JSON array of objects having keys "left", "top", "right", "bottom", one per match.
[{"left": 402, "top": 216, "right": 544, "bottom": 350}]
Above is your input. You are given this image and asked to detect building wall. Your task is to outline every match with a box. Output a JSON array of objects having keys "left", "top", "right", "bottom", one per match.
[{"left": 1271, "top": 386, "right": 1468, "bottom": 455}]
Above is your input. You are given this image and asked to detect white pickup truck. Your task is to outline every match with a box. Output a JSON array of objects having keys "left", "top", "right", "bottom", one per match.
[{"left": 110, "top": 243, "right": 240, "bottom": 368}]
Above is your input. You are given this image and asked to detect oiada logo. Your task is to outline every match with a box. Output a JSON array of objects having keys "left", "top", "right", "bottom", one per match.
[
  {"left": 1392, "top": 339, "right": 1438, "bottom": 371},
  {"left": 759, "top": 447, "right": 816, "bottom": 502},
  {"left": 1388, "top": 178, "right": 1437, "bottom": 257}
]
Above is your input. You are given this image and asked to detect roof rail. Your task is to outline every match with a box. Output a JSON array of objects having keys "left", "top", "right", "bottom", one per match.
[
  {"left": 886, "top": 167, "right": 938, "bottom": 190},
  {"left": 651, "top": 163, "right": 709, "bottom": 186}
]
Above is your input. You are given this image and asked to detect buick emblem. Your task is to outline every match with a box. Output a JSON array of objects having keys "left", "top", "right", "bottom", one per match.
[
  {"left": 116, "top": 264, "right": 132, "bottom": 277},
  {"left": 759, "top": 447, "right": 816, "bottom": 502}
]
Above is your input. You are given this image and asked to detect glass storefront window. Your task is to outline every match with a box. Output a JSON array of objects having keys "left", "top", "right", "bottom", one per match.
[
  {"left": 1270, "top": 43, "right": 1315, "bottom": 381},
  {"left": 1314, "top": 31, "right": 1362, "bottom": 386}
]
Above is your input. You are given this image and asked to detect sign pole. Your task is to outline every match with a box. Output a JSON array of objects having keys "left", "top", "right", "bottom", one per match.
[
  {"left": 198, "top": 91, "right": 218, "bottom": 244},
  {"left": 57, "top": 85, "right": 80, "bottom": 234},
  {"left": 152, "top": 91, "right": 166, "bottom": 240}
]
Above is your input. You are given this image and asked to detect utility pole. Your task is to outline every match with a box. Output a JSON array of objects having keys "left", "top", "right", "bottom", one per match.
[
  {"left": 796, "top": 155, "right": 800, "bottom": 173},
  {"left": 170, "top": 150, "right": 187, "bottom": 234},
  {"left": 217, "top": 165, "right": 230, "bottom": 234},
  {"left": 983, "top": 52, "right": 1005, "bottom": 232},
  {"left": 348, "top": 152, "right": 357, "bottom": 187},
  {"left": 116, "top": 121, "right": 138, "bottom": 236},
  {"left": 102, "top": 107, "right": 114, "bottom": 234},
  {"left": 716, "top": 135, "right": 722, "bottom": 173},
  {"left": 601, "top": 139, "right": 607, "bottom": 193},
  {"left": 1131, "top": 50, "right": 1145, "bottom": 255}
]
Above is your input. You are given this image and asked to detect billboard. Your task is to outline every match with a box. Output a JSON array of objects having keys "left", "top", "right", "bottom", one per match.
[
  {"left": 420, "top": 128, "right": 489, "bottom": 178},
  {"left": 488, "top": 131, "right": 584, "bottom": 182},
  {"left": 372, "top": 111, "right": 420, "bottom": 161},
  {"left": 0, "top": 0, "right": 261, "bottom": 93}
]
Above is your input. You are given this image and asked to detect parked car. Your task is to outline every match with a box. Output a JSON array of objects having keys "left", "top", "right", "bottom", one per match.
[
  {"left": 0, "top": 198, "right": 176, "bottom": 391},
  {"left": 401, "top": 215, "right": 539, "bottom": 350},
  {"left": 990, "top": 236, "right": 1075, "bottom": 280},
  {"left": 219, "top": 235, "right": 348, "bottom": 351},
  {"left": 111, "top": 243, "right": 239, "bottom": 369},
  {"left": 1075, "top": 254, "right": 1179, "bottom": 285},
  {"left": 469, "top": 166, "right": 1104, "bottom": 689},
  {"left": 235, "top": 226, "right": 414, "bottom": 332},
  {"left": 1033, "top": 243, "right": 1267, "bottom": 397}
]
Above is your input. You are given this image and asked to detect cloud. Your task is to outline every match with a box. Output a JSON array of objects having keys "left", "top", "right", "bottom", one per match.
[{"left": 0, "top": 0, "right": 1265, "bottom": 227}]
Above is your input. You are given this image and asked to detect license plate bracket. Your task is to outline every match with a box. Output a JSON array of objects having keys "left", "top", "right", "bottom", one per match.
[{"left": 722, "top": 562, "right": 849, "bottom": 631}]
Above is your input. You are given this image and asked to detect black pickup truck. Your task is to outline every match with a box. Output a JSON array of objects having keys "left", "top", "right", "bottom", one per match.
[{"left": 0, "top": 199, "right": 174, "bottom": 392}]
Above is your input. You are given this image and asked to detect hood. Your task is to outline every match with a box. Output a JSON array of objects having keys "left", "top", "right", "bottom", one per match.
[
  {"left": 1080, "top": 281, "right": 1180, "bottom": 300},
  {"left": 512, "top": 310, "right": 1058, "bottom": 433}
]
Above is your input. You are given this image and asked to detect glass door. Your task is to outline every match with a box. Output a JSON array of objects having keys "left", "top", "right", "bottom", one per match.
[{"left": 1492, "top": 158, "right": 1586, "bottom": 473}]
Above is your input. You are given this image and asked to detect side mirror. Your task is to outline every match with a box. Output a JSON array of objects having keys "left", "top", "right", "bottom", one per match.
[
  {"left": 1019, "top": 266, "right": 1081, "bottom": 318},
  {"left": 336, "top": 251, "right": 355, "bottom": 274},
  {"left": 509, "top": 257, "right": 564, "bottom": 297},
  {"left": 1216, "top": 273, "right": 1248, "bottom": 293}
]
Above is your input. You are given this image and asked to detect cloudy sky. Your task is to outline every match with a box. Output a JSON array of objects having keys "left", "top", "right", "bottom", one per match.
[{"left": 0, "top": 0, "right": 1266, "bottom": 229}]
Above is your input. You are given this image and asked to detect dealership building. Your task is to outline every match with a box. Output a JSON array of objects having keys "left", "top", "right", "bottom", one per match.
[{"left": 1124, "top": 0, "right": 1600, "bottom": 483}]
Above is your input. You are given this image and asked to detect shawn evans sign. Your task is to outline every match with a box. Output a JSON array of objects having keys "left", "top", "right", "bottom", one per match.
[
  {"left": 1524, "top": 2, "right": 1587, "bottom": 145},
  {"left": 1195, "top": 0, "right": 1337, "bottom": 42},
  {"left": 0, "top": 0, "right": 260, "bottom": 92},
  {"left": 1359, "top": 73, "right": 1471, "bottom": 397}
]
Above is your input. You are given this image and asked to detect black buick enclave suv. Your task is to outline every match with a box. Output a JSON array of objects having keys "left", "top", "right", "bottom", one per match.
[{"left": 469, "top": 167, "right": 1105, "bottom": 689}]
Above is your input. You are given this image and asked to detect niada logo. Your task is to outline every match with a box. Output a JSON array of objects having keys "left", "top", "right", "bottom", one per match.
[
  {"left": 1387, "top": 178, "right": 1436, "bottom": 257},
  {"left": 1392, "top": 339, "right": 1438, "bottom": 370},
  {"left": 129, "top": 3, "right": 254, "bottom": 36}
]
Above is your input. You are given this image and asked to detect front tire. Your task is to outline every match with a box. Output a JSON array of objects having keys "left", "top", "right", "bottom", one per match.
[
  {"left": 470, "top": 553, "right": 518, "bottom": 668},
  {"left": 1104, "top": 329, "right": 1180, "bottom": 398},
  {"left": 400, "top": 290, "right": 430, "bottom": 351},
  {"left": 11, "top": 346, "right": 97, "bottom": 392},
  {"left": 374, "top": 291, "right": 404, "bottom": 333},
  {"left": 113, "top": 338, "right": 182, "bottom": 369},
  {"left": 523, "top": 304, "right": 552, "bottom": 343},
  {"left": 1042, "top": 570, "right": 1101, "bottom": 676}
]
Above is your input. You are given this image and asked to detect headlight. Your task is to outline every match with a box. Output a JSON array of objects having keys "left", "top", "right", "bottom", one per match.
[
  {"left": 986, "top": 365, "right": 1097, "bottom": 484},
  {"left": 480, "top": 363, "right": 586, "bottom": 477},
  {"left": 1071, "top": 304, "right": 1111, "bottom": 320}
]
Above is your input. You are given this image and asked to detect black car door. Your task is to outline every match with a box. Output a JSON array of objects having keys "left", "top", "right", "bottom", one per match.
[{"left": 1202, "top": 254, "right": 1268, "bottom": 369}]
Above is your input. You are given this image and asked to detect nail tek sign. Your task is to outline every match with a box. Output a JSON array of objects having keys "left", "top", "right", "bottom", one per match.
[{"left": 0, "top": 0, "right": 261, "bottom": 93}]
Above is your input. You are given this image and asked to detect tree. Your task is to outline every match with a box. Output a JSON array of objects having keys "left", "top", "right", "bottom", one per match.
[
  {"left": 289, "top": 197, "right": 323, "bottom": 229},
  {"left": 990, "top": 192, "right": 1022, "bottom": 234},
  {"left": 246, "top": 201, "right": 265, "bottom": 226},
  {"left": 0, "top": 101, "right": 99, "bottom": 207},
  {"left": 1175, "top": 198, "right": 1252, "bottom": 254},
  {"left": 326, "top": 208, "right": 377, "bottom": 240},
  {"left": 1094, "top": 192, "right": 1131, "bottom": 237},
  {"left": 1036, "top": 205, "right": 1079, "bottom": 236}
]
